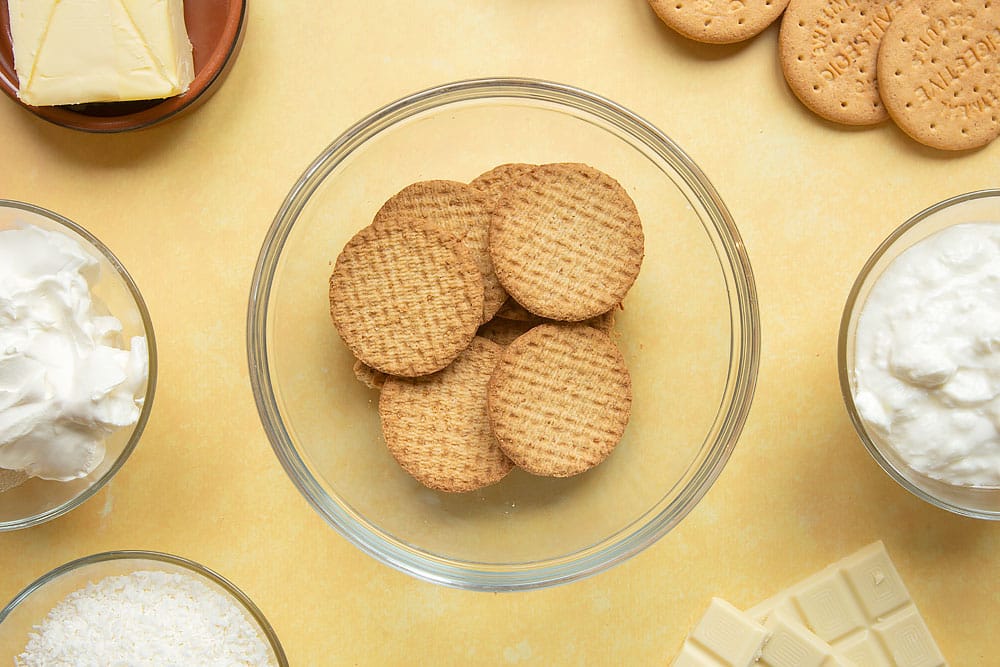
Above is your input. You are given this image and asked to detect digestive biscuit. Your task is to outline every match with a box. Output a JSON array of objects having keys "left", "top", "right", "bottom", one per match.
[
  {"left": 489, "top": 163, "right": 644, "bottom": 322},
  {"left": 780, "top": 0, "right": 904, "bottom": 125},
  {"left": 487, "top": 324, "right": 632, "bottom": 477},
  {"left": 329, "top": 219, "right": 483, "bottom": 377},
  {"left": 878, "top": 0, "right": 1000, "bottom": 150},
  {"left": 374, "top": 180, "right": 505, "bottom": 322},
  {"left": 648, "top": 0, "right": 791, "bottom": 44},
  {"left": 380, "top": 337, "right": 514, "bottom": 492}
]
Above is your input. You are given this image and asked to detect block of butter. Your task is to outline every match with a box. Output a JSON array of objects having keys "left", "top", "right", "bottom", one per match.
[{"left": 7, "top": 0, "right": 194, "bottom": 107}]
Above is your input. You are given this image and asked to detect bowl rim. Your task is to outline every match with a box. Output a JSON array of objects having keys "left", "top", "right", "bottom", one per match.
[
  {"left": 0, "top": 199, "right": 158, "bottom": 530},
  {"left": 0, "top": 549, "right": 288, "bottom": 665},
  {"left": 247, "top": 77, "right": 760, "bottom": 590},
  {"left": 838, "top": 188, "right": 1000, "bottom": 520}
]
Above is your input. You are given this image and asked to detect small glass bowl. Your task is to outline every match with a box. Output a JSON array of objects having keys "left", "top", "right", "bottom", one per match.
[
  {"left": 839, "top": 189, "right": 1000, "bottom": 520},
  {"left": 248, "top": 78, "right": 760, "bottom": 590},
  {"left": 0, "top": 201, "right": 156, "bottom": 530},
  {"left": 0, "top": 550, "right": 287, "bottom": 665}
]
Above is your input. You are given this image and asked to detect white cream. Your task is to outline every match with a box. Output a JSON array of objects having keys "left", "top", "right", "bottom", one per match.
[
  {"left": 0, "top": 224, "right": 147, "bottom": 482},
  {"left": 854, "top": 222, "right": 1000, "bottom": 488}
]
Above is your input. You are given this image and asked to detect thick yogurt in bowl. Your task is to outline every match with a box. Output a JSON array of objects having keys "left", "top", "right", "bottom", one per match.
[
  {"left": 853, "top": 222, "right": 1000, "bottom": 488},
  {"left": 841, "top": 190, "right": 1000, "bottom": 519},
  {"left": 0, "top": 200, "right": 155, "bottom": 530},
  {"left": 0, "top": 224, "right": 148, "bottom": 482}
]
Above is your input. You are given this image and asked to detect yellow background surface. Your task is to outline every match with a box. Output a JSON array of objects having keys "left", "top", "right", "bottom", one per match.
[{"left": 2, "top": 1, "right": 999, "bottom": 664}]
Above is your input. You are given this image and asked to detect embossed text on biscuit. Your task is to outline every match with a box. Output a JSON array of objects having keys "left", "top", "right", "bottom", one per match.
[
  {"left": 816, "top": 0, "right": 904, "bottom": 82},
  {"left": 912, "top": 26, "right": 1000, "bottom": 119}
]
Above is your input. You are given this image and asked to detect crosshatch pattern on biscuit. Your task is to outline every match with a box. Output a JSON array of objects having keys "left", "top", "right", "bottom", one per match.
[
  {"left": 373, "top": 180, "right": 505, "bottom": 322},
  {"left": 470, "top": 163, "right": 538, "bottom": 198},
  {"left": 380, "top": 337, "right": 514, "bottom": 493},
  {"left": 488, "top": 324, "right": 632, "bottom": 478},
  {"left": 489, "top": 163, "right": 644, "bottom": 322},
  {"left": 329, "top": 220, "right": 483, "bottom": 377},
  {"left": 478, "top": 307, "right": 617, "bottom": 347}
]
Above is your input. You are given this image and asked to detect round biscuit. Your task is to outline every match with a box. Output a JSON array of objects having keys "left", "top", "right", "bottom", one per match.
[
  {"left": 878, "top": 0, "right": 1000, "bottom": 150},
  {"left": 374, "top": 180, "right": 505, "bottom": 322},
  {"left": 489, "top": 163, "right": 644, "bottom": 322},
  {"left": 470, "top": 163, "right": 538, "bottom": 199},
  {"left": 379, "top": 337, "right": 514, "bottom": 492},
  {"left": 487, "top": 324, "right": 632, "bottom": 477},
  {"left": 648, "top": 0, "right": 790, "bottom": 44},
  {"left": 780, "top": 0, "right": 904, "bottom": 125},
  {"left": 329, "top": 219, "right": 483, "bottom": 377}
]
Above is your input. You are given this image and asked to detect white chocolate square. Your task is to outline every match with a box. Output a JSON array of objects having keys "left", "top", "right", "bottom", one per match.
[
  {"left": 841, "top": 547, "right": 910, "bottom": 621},
  {"left": 671, "top": 598, "right": 769, "bottom": 666},
  {"left": 795, "top": 575, "right": 867, "bottom": 642},
  {"left": 876, "top": 607, "right": 946, "bottom": 667},
  {"left": 836, "top": 631, "right": 894, "bottom": 667},
  {"left": 759, "top": 614, "right": 849, "bottom": 667}
]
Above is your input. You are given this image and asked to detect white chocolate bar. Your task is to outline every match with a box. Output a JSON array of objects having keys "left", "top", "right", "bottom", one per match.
[
  {"left": 672, "top": 598, "right": 769, "bottom": 666},
  {"left": 747, "top": 542, "right": 946, "bottom": 667},
  {"left": 759, "top": 613, "right": 856, "bottom": 667}
]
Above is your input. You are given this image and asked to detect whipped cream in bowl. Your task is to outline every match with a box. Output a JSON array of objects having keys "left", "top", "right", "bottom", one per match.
[
  {"left": 840, "top": 190, "right": 1000, "bottom": 520},
  {"left": 0, "top": 201, "right": 156, "bottom": 531}
]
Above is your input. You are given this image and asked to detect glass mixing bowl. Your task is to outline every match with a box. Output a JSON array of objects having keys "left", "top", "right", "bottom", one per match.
[
  {"left": 0, "top": 200, "right": 156, "bottom": 530},
  {"left": 0, "top": 550, "right": 287, "bottom": 665},
  {"left": 839, "top": 190, "right": 1000, "bottom": 520},
  {"left": 248, "top": 78, "right": 760, "bottom": 590}
]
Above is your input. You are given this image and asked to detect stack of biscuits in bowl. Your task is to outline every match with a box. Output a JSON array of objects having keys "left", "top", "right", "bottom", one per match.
[{"left": 328, "top": 162, "right": 644, "bottom": 492}]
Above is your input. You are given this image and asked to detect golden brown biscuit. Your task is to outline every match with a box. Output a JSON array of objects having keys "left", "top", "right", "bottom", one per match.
[
  {"left": 648, "top": 0, "right": 790, "bottom": 45},
  {"left": 878, "top": 0, "right": 1000, "bottom": 150},
  {"left": 489, "top": 163, "right": 644, "bottom": 321},
  {"left": 477, "top": 317, "right": 536, "bottom": 348},
  {"left": 329, "top": 219, "right": 483, "bottom": 377},
  {"left": 495, "top": 297, "right": 546, "bottom": 323},
  {"left": 470, "top": 163, "right": 538, "bottom": 201},
  {"left": 779, "top": 0, "right": 904, "bottom": 125},
  {"left": 487, "top": 324, "right": 632, "bottom": 477},
  {"left": 585, "top": 307, "right": 617, "bottom": 335},
  {"left": 479, "top": 306, "right": 617, "bottom": 347},
  {"left": 379, "top": 337, "right": 514, "bottom": 492},
  {"left": 374, "top": 180, "right": 505, "bottom": 322},
  {"left": 496, "top": 296, "right": 616, "bottom": 329},
  {"left": 352, "top": 359, "right": 387, "bottom": 390}
]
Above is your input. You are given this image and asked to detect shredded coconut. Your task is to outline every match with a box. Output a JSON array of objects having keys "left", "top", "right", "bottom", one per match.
[{"left": 17, "top": 570, "right": 276, "bottom": 667}]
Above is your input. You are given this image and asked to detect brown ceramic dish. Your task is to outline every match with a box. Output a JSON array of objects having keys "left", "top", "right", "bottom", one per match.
[{"left": 0, "top": 0, "right": 246, "bottom": 132}]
